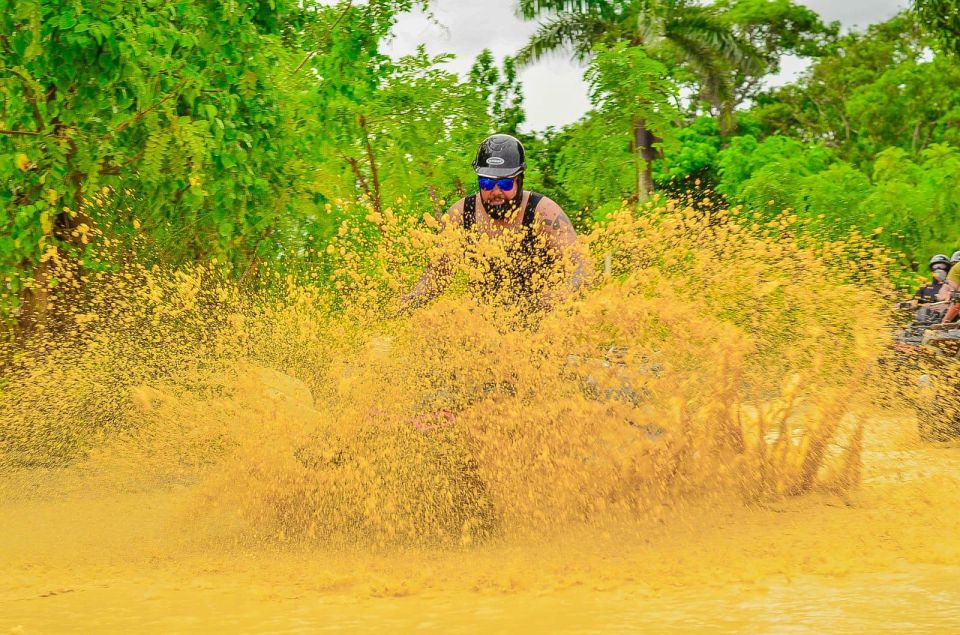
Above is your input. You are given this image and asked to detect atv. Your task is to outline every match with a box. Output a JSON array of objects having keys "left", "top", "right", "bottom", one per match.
[
  {"left": 877, "top": 300, "right": 948, "bottom": 409},
  {"left": 913, "top": 321, "right": 960, "bottom": 441},
  {"left": 890, "top": 300, "right": 948, "bottom": 359}
]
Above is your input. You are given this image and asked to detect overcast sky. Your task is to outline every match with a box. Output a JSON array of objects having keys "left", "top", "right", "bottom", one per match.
[{"left": 382, "top": 0, "right": 911, "bottom": 132}]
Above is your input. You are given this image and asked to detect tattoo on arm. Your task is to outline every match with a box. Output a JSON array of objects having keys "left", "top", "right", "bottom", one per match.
[
  {"left": 542, "top": 212, "right": 571, "bottom": 232},
  {"left": 569, "top": 251, "right": 588, "bottom": 291}
]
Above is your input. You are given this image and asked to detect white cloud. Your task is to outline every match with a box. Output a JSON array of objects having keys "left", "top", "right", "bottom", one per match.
[
  {"left": 800, "top": 0, "right": 909, "bottom": 29},
  {"left": 382, "top": 0, "right": 912, "bottom": 131}
]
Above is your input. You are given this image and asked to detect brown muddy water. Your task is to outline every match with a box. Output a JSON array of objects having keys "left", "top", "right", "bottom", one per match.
[
  {"left": 1, "top": 412, "right": 958, "bottom": 634},
  {"left": 2, "top": 204, "right": 958, "bottom": 633}
]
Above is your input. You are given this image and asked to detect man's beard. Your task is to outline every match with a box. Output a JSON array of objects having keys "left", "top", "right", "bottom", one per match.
[{"left": 484, "top": 176, "right": 524, "bottom": 220}]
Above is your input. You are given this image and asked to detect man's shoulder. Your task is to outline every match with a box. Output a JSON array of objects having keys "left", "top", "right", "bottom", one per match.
[
  {"left": 527, "top": 193, "right": 577, "bottom": 238},
  {"left": 529, "top": 193, "right": 569, "bottom": 224},
  {"left": 527, "top": 192, "right": 563, "bottom": 215},
  {"left": 442, "top": 196, "right": 471, "bottom": 221}
]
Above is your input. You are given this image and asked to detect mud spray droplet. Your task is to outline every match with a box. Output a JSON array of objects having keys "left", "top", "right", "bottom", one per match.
[{"left": 1, "top": 200, "right": 958, "bottom": 631}]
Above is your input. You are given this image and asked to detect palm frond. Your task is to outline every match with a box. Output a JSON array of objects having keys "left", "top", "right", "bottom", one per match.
[
  {"left": 664, "top": 8, "right": 764, "bottom": 73},
  {"left": 516, "top": 0, "right": 619, "bottom": 21},
  {"left": 515, "top": 11, "right": 609, "bottom": 66},
  {"left": 663, "top": 30, "right": 734, "bottom": 103}
]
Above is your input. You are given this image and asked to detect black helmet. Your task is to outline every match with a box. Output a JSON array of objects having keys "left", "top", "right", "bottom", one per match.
[
  {"left": 473, "top": 134, "right": 526, "bottom": 178},
  {"left": 930, "top": 254, "right": 951, "bottom": 269}
]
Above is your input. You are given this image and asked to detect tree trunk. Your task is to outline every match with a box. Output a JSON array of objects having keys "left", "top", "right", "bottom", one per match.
[
  {"left": 17, "top": 154, "right": 93, "bottom": 340},
  {"left": 358, "top": 114, "right": 382, "bottom": 215},
  {"left": 18, "top": 259, "right": 51, "bottom": 339},
  {"left": 638, "top": 159, "right": 654, "bottom": 203},
  {"left": 634, "top": 119, "right": 656, "bottom": 203},
  {"left": 718, "top": 102, "right": 735, "bottom": 138}
]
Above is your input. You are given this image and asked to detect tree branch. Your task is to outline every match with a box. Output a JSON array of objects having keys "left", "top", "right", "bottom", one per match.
[
  {"left": 342, "top": 154, "right": 373, "bottom": 203},
  {"left": 358, "top": 114, "right": 382, "bottom": 214},
  {"left": 101, "top": 78, "right": 188, "bottom": 141},
  {"left": 2, "top": 67, "right": 45, "bottom": 131},
  {"left": 99, "top": 145, "right": 149, "bottom": 176},
  {"left": 238, "top": 226, "right": 274, "bottom": 287},
  {"left": 123, "top": 145, "right": 149, "bottom": 168},
  {"left": 0, "top": 129, "right": 41, "bottom": 136},
  {"left": 292, "top": 1, "right": 354, "bottom": 74}
]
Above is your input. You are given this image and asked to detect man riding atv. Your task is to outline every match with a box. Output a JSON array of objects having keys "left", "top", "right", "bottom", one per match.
[
  {"left": 938, "top": 250, "right": 960, "bottom": 323},
  {"left": 400, "top": 134, "right": 589, "bottom": 314},
  {"left": 395, "top": 134, "right": 631, "bottom": 429},
  {"left": 913, "top": 254, "right": 951, "bottom": 304},
  {"left": 898, "top": 250, "right": 960, "bottom": 441},
  {"left": 897, "top": 254, "right": 951, "bottom": 318},
  {"left": 894, "top": 254, "right": 953, "bottom": 328}
]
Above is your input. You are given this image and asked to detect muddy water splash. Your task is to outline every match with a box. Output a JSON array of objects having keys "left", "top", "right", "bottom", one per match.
[{"left": 1, "top": 200, "right": 958, "bottom": 633}]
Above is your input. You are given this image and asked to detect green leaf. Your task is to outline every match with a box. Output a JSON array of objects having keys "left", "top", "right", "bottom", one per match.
[{"left": 59, "top": 10, "right": 77, "bottom": 29}]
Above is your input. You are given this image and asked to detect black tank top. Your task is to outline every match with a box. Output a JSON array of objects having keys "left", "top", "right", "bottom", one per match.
[
  {"left": 460, "top": 192, "right": 557, "bottom": 305},
  {"left": 462, "top": 191, "right": 542, "bottom": 231}
]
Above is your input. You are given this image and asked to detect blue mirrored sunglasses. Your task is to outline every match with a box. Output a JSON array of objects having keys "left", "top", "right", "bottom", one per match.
[{"left": 478, "top": 177, "right": 516, "bottom": 192}]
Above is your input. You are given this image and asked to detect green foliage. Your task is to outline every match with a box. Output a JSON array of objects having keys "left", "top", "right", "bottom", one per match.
[
  {"left": 586, "top": 43, "right": 680, "bottom": 140},
  {"left": 553, "top": 114, "right": 635, "bottom": 212},
  {"left": 654, "top": 116, "right": 721, "bottom": 186},
  {"left": 716, "top": 135, "right": 835, "bottom": 197},
  {"left": 515, "top": 127, "right": 578, "bottom": 215},
  {"left": 517, "top": 0, "right": 832, "bottom": 136},
  {"left": 718, "top": 0, "right": 838, "bottom": 59},
  {"left": 749, "top": 13, "right": 960, "bottom": 165},
  {"left": 709, "top": 0, "right": 837, "bottom": 133},
  {"left": 844, "top": 54, "right": 960, "bottom": 158},
  {"left": 0, "top": 0, "right": 339, "bottom": 317},
  {"left": 517, "top": 0, "right": 837, "bottom": 207},
  {"left": 307, "top": 46, "right": 491, "bottom": 219},
  {"left": 0, "top": 0, "right": 500, "bottom": 323},
  {"left": 468, "top": 51, "right": 526, "bottom": 136},
  {"left": 716, "top": 133, "right": 960, "bottom": 266},
  {"left": 860, "top": 145, "right": 960, "bottom": 261},
  {"left": 914, "top": 0, "right": 960, "bottom": 56},
  {"left": 3, "top": 0, "right": 960, "bottom": 329},
  {"left": 586, "top": 42, "right": 681, "bottom": 201}
]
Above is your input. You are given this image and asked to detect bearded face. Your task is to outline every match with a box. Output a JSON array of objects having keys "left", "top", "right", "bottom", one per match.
[{"left": 480, "top": 176, "right": 523, "bottom": 220}]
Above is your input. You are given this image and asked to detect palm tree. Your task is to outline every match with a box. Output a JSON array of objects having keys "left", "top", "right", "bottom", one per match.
[{"left": 516, "top": 0, "right": 761, "bottom": 197}]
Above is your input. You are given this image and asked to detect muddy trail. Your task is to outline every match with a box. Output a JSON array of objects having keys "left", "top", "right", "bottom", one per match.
[
  {"left": 1, "top": 397, "right": 958, "bottom": 634},
  {"left": 1, "top": 203, "right": 957, "bottom": 633}
]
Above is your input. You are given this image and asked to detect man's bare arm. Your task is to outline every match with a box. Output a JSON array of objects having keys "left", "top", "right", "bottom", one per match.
[
  {"left": 397, "top": 200, "right": 465, "bottom": 312},
  {"left": 536, "top": 198, "right": 590, "bottom": 291}
]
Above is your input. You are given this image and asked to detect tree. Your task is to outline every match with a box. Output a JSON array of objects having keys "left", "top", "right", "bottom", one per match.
[
  {"left": 468, "top": 50, "right": 527, "bottom": 136},
  {"left": 0, "top": 0, "right": 323, "bottom": 325},
  {"left": 0, "top": 0, "right": 431, "bottom": 328},
  {"left": 516, "top": 0, "right": 754, "bottom": 198},
  {"left": 307, "top": 47, "right": 493, "bottom": 218},
  {"left": 748, "top": 13, "right": 960, "bottom": 164},
  {"left": 715, "top": 132, "right": 960, "bottom": 266},
  {"left": 551, "top": 116, "right": 635, "bottom": 212},
  {"left": 516, "top": 0, "right": 830, "bottom": 136},
  {"left": 653, "top": 115, "right": 723, "bottom": 188},
  {"left": 586, "top": 43, "right": 680, "bottom": 200},
  {"left": 914, "top": 0, "right": 960, "bottom": 56},
  {"left": 714, "top": 0, "right": 838, "bottom": 115}
]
